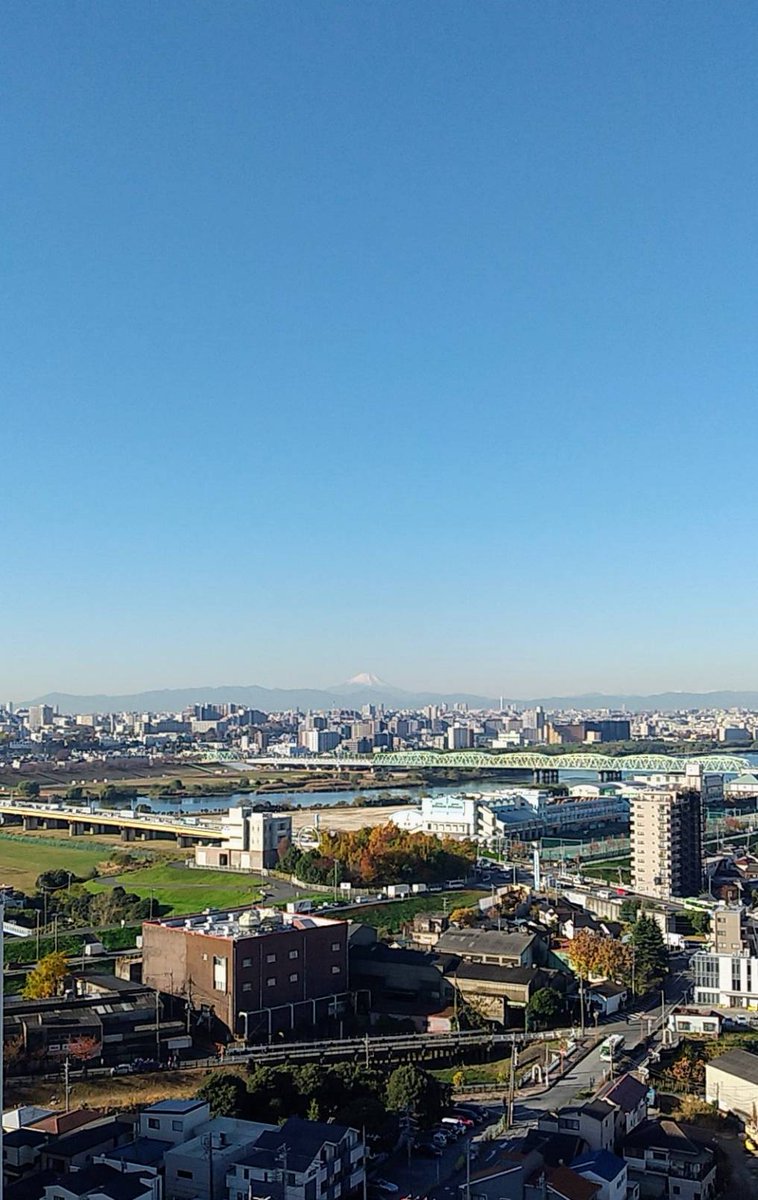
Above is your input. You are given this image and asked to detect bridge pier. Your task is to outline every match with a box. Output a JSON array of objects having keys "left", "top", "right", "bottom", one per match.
[
  {"left": 22, "top": 816, "right": 39, "bottom": 830},
  {"left": 599, "top": 769, "right": 622, "bottom": 782},
  {"left": 121, "top": 826, "right": 136, "bottom": 842},
  {"left": 533, "top": 769, "right": 559, "bottom": 785}
]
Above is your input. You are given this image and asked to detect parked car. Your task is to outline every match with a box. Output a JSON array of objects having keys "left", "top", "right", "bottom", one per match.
[
  {"left": 447, "top": 1112, "right": 474, "bottom": 1128},
  {"left": 373, "top": 1180, "right": 399, "bottom": 1195},
  {"left": 413, "top": 1140, "right": 443, "bottom": 1158}
]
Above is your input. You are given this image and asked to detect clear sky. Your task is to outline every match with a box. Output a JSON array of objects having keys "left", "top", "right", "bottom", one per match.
[{"left": 3, "top": 2, "right": 758, "bottom": 701}]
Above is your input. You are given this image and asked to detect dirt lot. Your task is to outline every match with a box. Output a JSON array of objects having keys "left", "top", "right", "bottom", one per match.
[{"left": 290, "top": 804, "right": 415, "bottom": 833}]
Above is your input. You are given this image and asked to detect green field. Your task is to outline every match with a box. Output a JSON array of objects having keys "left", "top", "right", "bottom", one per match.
[
  {"left": 342, "top": 889, "right": 486, "bottom": 931},
  {"left": 582, "top": 856, "right": 631, "bottom": 884},
  {"left": 87, "top": 863, "right": 264, "bottom": 915},
  {"left": 0, "top": 834, "right": 112, "bottom": 892}
]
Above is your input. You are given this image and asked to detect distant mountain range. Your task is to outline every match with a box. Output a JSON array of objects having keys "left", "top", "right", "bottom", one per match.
[{"left": 17, "top": 677, "right": 758, "bottom": 715}]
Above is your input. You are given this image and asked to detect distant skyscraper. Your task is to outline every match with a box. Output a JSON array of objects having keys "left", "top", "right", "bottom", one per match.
[{"left": 630, "top": 790, "right": 703, "bottom": 899}]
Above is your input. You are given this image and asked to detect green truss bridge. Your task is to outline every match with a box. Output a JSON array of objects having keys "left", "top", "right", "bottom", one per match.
[{"left": 200, "top": 749, "right": 753, "bottom": 775}]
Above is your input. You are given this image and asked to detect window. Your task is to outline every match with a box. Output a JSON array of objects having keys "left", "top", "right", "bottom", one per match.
[
  {"left": 172, "top": 1120, "right": 183, "bottom": 1132},
  {"left": 290, "top": 972, "right": 299, "bottom": 982},
  {"left": 213, "top": 955, "right": 227, "bottom": 992},
  {"left": 242, "top": 982, "right": 252, "bottom": 992},
  {"left": 266, "top": 953, "right": 276, "bottom": 963},
  {"left": 177, "top": 1170, "right": 194, "bottom": 1180},
  {"left": 147, "top": 1118, "right": 160, "bottom": 1129},
  {"left": 267, "top": 977, "right": 276, "bottom": 987},
  {"left": 332, "top": 965, "right": 341, "bottom": 974},
  {"left": 289, "top": 949, "right": 299, "bottom": 960},
  {"left": 331, "top": 942, "right": 341, "bottom": 952},
  {"left": 673, "top": 1188, "right": 680, "bottom": 1196},
  {"left": 242, "top": 957, "right": 252, "bottom": 968}
]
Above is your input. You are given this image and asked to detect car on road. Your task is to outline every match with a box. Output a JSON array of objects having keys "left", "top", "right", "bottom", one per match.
[
  {"left": 373, "top": 1180, "right": 399, "bottom": 1195},
  {"left": 109, "top": 1063, "right": 132, "bottom": 1076}
]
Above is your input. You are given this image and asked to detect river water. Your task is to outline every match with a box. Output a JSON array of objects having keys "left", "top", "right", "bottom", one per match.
[
  {"left": 130, "top": 754, "right": 758, "bottom": 815},
  {"left": 135, "top": 780, "right": 514, "bottom": 815}
]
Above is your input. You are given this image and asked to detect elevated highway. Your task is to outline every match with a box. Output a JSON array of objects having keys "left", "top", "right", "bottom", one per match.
[{"left": 0, "top": 799, "right": 222, "bottom": 845}]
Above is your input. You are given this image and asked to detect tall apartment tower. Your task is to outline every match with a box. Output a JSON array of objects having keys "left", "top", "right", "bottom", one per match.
[{"left": 630, "top": 789, "right": 704, "bottom": 899}]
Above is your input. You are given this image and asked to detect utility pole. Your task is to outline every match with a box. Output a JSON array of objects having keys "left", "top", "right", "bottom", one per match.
[
  {"left": 155, "top": 989, "right": 161, "bottom": 1059},
  {"left": 506, "top": 1045, "right": 517, "bottom": 1128},
  {"left": 579, "top": 975, "right": 585, "bottom": 1037},
  {"left": 64, "top": 1056, "right": 71, "bottom": 1112}
]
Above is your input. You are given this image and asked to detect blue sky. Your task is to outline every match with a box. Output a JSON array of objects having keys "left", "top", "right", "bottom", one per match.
[{"left": 3, "top": 3, "right": 758, "bottom": 700}]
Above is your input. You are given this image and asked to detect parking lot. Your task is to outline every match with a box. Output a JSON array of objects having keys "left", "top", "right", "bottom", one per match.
[{"left": 367, "top": 1104, "right": 503, "bottom": 1200}]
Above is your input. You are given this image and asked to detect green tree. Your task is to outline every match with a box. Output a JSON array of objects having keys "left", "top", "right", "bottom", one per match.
[
  {"left": 385, "top": 1064, "right": 449, "bottom": 1127},
  {"left": 527, "top": 987, "right": 565, "bottom": 1029},
  {"left": 22, "top": 951, "right": 68, "bottom": 999},
  {"left": 630, "top": 914, "right": 668, "bottom": 993},
  {"left": 619, "top": 899, "right": 639, "bottom": 924},
  {"left": 689, "top": 910, "right": 711, "bottom": 936},
  {"left": 198, "top": 1071, "right": 248, "bottom": 1117},
  {"left": 17, "top": 781, "right": 40, "bottom": 797}
]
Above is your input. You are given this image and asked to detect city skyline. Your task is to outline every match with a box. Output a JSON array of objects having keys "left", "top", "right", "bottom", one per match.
[{"left": 4, "top": 4, "right": 758, "bottom": 696}]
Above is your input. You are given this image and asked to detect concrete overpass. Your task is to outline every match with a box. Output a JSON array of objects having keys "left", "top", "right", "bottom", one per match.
[{"left": 0, "top": 800, "right": 223, "bottom": 846}]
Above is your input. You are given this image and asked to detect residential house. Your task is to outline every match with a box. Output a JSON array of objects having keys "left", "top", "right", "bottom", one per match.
[
  {"left": 668, "top": 1010, "right": 722, "bottom": 1040},
  {"left": 3, "top": 1128, "right": 48, "bottom": 1184},
  {"left": 622, "top": 1120, "right": 717, "bottom": 1200},
  {"left": 468, "top": 1152, "right": 525, "bottom": 1200},
  {"left": 164, "top": 1117, "right": 275, "bottom": 1200},
  {"left": 40, "top": 1163, "right": 156, "bottom": 1200},
  {"left": 603, "top": 1075, "right": 648, "bottom": 1147},
  {"left": 587, "top": 983, "right": 627, "bottom": 1018},
  {"left": 539, "top": 1102, "right": 616, "bottom": 1154},
  {"left": 42, "top": 1121, "right": 134, "bottom": 1175},
  {"left": 225, "top": 1116, "right": 364, "bottom": 1200},
  {"left": 571, "top": 1150, "right": 633, "bottom": 1200},
  {"left": 409, "top": 912, "right": 449, "bottom": 949}
]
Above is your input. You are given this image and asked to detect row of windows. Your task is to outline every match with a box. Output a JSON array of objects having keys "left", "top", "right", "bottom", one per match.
[
  {"left": 241, "top": 965, "right": 342, "bottom": 992},
  {"left": 240, "top": 942, "right": 342, "bottom": 969}
]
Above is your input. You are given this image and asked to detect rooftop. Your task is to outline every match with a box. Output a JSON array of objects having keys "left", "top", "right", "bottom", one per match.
[
  {"left": 147, "top": 907, "right": 340, "bottom": 940},
  {"left": 707, "top": 1048, "right": 758, "bottom": 1085},
  {"left": 143, "top": 1099, "right": 207, "bottom": 1115},
  {"left": 434, "top": 928, "right": 537, "bottom": 959},
  {"left": 603, "top": 1073, "right": 648, "bottom": 1113},
  {"left": 571, "top": 1150, "right": 626, "bottom": 1182},
  {"left": 546, "top": 1165, "right": 601, "bottom": 1200}
]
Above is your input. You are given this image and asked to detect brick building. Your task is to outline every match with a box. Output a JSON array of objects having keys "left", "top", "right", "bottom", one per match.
[{"left": 142, "top": 908, "right": 349, "bottom": 1041}]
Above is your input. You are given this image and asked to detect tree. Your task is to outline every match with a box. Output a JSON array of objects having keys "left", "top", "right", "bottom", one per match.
[
  {"left": 566, "top": 929, "right": 605, "bottom": 979},
  {"left": 630, "top": 915, "right": 668, "bottom": 993},
  {"left": 690, "top": 910, "right": 711, "bottom": 936},
  {"left": 68, "top": 1035, "right": 101, "bottom": 1077},
  {"left": 449, "top": 906, "right": 478, "bottom": 927},
  {"left": 198, "top": 1071, "right": 248, "bottom": 1117},
  {"left": 22, "top": 951, "right": 68, "bottom": 999},
  {"left": 385, "top": 1064, "right": 449, "bottom": 1127},
  {"left": 620, "top": 899, "right": 640, "bottom": 924},
  {"left": 17, "top": 781, "right": 40, "bottom": 797},
  {"left": 527, "top": 988, "right": 565, "bottom": 1029}
]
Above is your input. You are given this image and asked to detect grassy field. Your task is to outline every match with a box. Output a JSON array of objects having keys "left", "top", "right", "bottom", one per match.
[
  {"left": 0, "top": 834, "right": 115, "bottom": 892},
  {"left": 87, "top": 863, "right": 264, "bottom": 915},
  {"left": 342, "top": 889, "right": 486, "bottom": 931},
  {"left": 582, "top": 855, "right": 631, "bottom": 884}
]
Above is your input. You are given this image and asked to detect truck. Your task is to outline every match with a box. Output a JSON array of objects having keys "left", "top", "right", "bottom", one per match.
[
  {"left": 286, "top": 899, "right": 313, "bottom": 914},
  {"left": 385, "top": 884, "right": 411, "bottom": 899},
  {"left": 411, "top": 883, "right": 428, "bottom": 894}
]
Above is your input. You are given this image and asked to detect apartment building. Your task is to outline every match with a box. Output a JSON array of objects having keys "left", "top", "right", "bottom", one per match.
[{"left": 630, "top": 790, "right": 703, "bottom": 899}]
